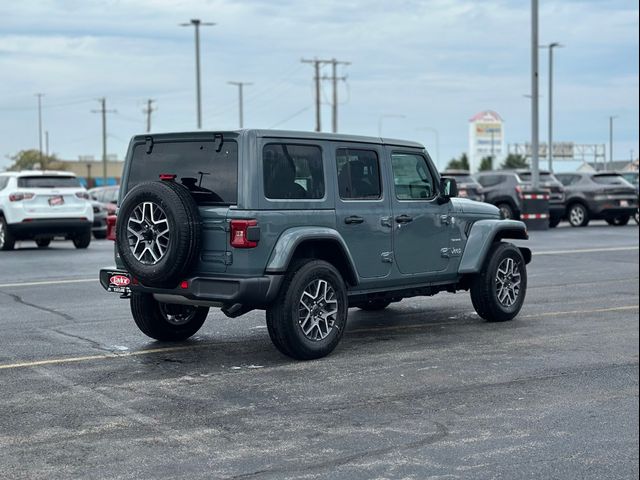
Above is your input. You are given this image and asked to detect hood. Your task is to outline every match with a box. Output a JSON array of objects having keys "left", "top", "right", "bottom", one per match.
[{"left": 451, "top": 198, "right": 500, "bottom": 217}]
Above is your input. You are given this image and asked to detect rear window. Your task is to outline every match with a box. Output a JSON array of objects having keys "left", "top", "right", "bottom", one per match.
[
  {"left": 517, "top": 172, "right": 554, "bottom": 182},
  {"left": 18, "top": 176, "right": 81, "bottom": 188},
  {"left": 591, "top": 174, "right": 628, "bottom": 185},
  {"left": 445, "top": 174, "right": 475, "bottom": 184},
  {"left": 128, "top": 139, "right": 238, "bottom": 205}
]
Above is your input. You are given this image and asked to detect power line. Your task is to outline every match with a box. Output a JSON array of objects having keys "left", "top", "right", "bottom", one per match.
[
  {"left": 268, "top": 106, "right": 312, "bottom": 129},
  {"left": 91, "top": 98, "right": 116, "bottom": 183}
]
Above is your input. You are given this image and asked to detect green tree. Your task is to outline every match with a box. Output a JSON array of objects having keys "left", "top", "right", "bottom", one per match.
[
  {"left": 500, "top": 153, "right": 528, "bottom": 170},
  {"left": 445, "top": 153, "right": 470, "bottom": 171},
  {"left": 478, "top": 156, "right": 494, "bottom": 171},
  {"left": 6, "top": 149, "right": 65, "bottom": 171}
]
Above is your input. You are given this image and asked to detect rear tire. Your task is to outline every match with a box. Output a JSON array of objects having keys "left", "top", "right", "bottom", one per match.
[
  {"left": 549, "top": 216, "right": 562, "bottom": 228},
  {"left": 36, "top": 238, "right": 51, "bottom": 248},
  {"left": 470, "top": 242, "right": 527, "bottom": 322},
  {"left": 266, "top": 259, "right": 348, "bottom": 360},
  {"left": 72, "top": 230, "right": 91, "bottom": 249},
  {"left": 0, "top": 217, "right": 16, "bottom": 251},
  {"left": 606, "top": 215, "right": 630, "bottom": 226},
  {"left": 497, "top": 203, "right": 515, "bottom": 220},
  {"left": 568, "top": 203, "right": 589, "bottom": 227},
  {"left": 130, "top": 292, "right": 208, "bottom": 341}
]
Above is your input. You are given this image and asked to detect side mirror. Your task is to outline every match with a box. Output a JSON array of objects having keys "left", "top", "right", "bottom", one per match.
[{"left": 438, "top": 177, "right": 458, "bottom": 203}]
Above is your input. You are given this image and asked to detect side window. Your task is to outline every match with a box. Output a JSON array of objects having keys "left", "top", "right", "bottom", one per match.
[
  {"left": 263, "top": 143, "right": 324, "bottom": 200},
  {"left": 336, "top": 148, "right": 382, "bottom": 200},
  {"left": 391, "top": 152, "right": 436, "bottom": 200}
]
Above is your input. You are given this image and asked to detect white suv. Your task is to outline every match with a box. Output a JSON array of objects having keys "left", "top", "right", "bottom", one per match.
[{"left": 0, "top": 171, "right": 94, "bottom": 250}]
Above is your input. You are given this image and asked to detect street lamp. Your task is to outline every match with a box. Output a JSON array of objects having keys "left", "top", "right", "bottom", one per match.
[
  {"left": 609, "top": 115, "right": 618, "bottom": 171},
  {"left": 378, "top": 114, "right": 405, "bottom": 136},
  {"left": 541, "top": 42, "right": 563, "bottom": 172},
  {"left": 180, "top": 19, "right": 215, "bottom": 129}
]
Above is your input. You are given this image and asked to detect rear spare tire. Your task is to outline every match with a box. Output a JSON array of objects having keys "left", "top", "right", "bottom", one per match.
[{"left": 116, "top": 181, "right": 201, "bottom": 288}]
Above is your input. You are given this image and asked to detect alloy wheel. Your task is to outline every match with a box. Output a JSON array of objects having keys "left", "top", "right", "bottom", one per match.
[
  {"left": 127, "top": 202, "right": 170, "bottom": 265},
  {"left": 569, "top": 206, "right": 584, "bottom": 226},
  {"left": 495, "top": 257, "right": 521, "bottom": 307},
  {"left": 298, "top": 279, "right": 339, "bottom": 341}
]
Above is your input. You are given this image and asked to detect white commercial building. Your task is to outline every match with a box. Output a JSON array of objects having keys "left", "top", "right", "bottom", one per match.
[{"left": 468, "top": 110, "right": 505, "bottom": 173}]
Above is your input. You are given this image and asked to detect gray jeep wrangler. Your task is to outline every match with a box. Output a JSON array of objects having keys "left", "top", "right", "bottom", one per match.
[{"left": 100, "top": 130, "right": 531, "bottom": 360}]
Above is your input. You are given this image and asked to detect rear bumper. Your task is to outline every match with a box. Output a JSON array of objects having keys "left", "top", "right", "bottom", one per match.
[
  {"left": 589, "top": 201, "right": 638, "bottom": 217},
  {"left": 9, "top": 219, "right": 92, "bottom": 238},
  {"left": 99, "top": 267, "right": 283, "bottom": 310}
]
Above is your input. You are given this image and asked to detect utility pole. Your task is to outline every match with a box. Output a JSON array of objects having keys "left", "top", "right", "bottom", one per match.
[
  {"left": 45, "top": 131, "right": 49, "bottom": 157},
  {"left": 608, "top": 115, "right": 617, "bottom": 171},
  {"left": 143, "top": 99, "right": 156, "bottom": 133},
  {"left": 35, "top": 93, "right": 44, "bottom": 167},
  {"left": 301, "top": 58, "right": 325, "bottom": 132},
  {"left": 227, "top": 81, "right": 252, "bottom": 128},
  {"left": 541, "top": 42, "right": 563, "bottom": 173},
  {"left": 530, "top": 0, "right": 540, "bottom": 189},
  {"left": 180, "top": 19, "right": 215, "bottom": 129},
  {"left": 91, "top": 98, "right": 116, "bottom": 184},
  {"left": 322, "top": 59, "right": 350, "bottom": 133}
]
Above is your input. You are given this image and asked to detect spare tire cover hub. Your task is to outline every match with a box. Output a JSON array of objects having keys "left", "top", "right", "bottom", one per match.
[{"left": 127, "top": 201, "right": 170, "bottom": 265}]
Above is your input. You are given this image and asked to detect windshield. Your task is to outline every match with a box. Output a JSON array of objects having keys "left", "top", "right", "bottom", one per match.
[
  {"left": 128, "top": 139, "right": 238, "bottom": 205},
  {"left": 18, "top": 176, "right": 81, "bottom": 188}
]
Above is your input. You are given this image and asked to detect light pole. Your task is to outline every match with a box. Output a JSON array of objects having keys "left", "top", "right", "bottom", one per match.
[
  {"left": 608, "top": 115, "right": 617, "bottom": 171},
  {"left": 541, "top": 42, "right": 563, "bottom": 173},
  {"left": 530, "top": 0, "right": 540, "bottom": 189},
  {"left": 180, "top": 19, "right": 215, "bottom": 129},
  {"left": 378, "top": 114, "right": 405, "bottom": 137},
  {"left": 35, "top": 93, "right": 44, "bottom": 167},
  {"left": 227, "top": 81, "right": 252, "bottom": 128},
  {"left": 416, "top": 127, "right": 440, "bottom": 169}
]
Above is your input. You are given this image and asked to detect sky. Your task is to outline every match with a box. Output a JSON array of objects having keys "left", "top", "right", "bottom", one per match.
[{"left": 0, "top": 0, "right": 638, "bottom": 172}]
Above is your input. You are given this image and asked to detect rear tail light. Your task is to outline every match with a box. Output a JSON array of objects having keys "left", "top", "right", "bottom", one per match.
[
  {"left": 515, "top": 186, "right": 524, "bottom": 199},
  {"left": 9, "top": 192, "right": 34, "bottom": 202},
  {"left": 106, "top": 215, "right": 117, "bottom": 241},
  {"left": 230, "top": 219, "right": 259, "bottom": 248},
  {"left": 76, "top": 192, "right": 90, "bottom": 199}
]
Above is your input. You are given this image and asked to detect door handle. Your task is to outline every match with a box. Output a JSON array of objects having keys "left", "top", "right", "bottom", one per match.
[
  {"left": 344, "top": 215, "right": 364, "bottom": 224},
  {"left": 395, "top": 214, "right": 413, "bottom": 224}
]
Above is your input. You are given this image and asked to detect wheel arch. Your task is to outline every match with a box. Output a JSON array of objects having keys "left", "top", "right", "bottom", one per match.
[
  {"left": 458, "top": 219, "right": 530, "bottom": 274},
  {"left": 265, "top": 227, "right": 359, "bottom": 286}
]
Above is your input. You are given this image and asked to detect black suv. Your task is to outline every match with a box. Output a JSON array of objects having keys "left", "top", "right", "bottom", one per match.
[
  {"left": 555, "top": 172, "right": 638, "bottom": 227},
  {"left": 100, "top": 130, "right": 531, "bottom": 360},
  {"left": 474, "top": 170, "right": 565, "bottom": 227}
]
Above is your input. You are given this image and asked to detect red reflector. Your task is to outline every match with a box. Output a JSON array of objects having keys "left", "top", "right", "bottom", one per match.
[
  {"left": 106, "top": 214, "right": 117, "bottom": 241},
  {"left": 180, "top": 280, "right": 189, "bottom": 289},
  {"left": 230, "top": 219, "right": 258, "bottom": 248},
  {"left": 159, "top": 174, "right": 177, "bottom": 181}
]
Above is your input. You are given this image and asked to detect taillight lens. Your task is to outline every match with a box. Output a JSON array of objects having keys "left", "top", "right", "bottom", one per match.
[
  {"left": 76, "top": 192, "right": 90, "bottom": 199},
  {"left": 106, "top": 215, "right": 117, "bottom": 241},
  {"left": 515, "top": 185, "right": 523, "bottom": 198},
  {"left": 9, "top": 192, "right": 34, "bottom": 202},
  {"left": 230, "top": 219, "right": 259, "bottom": 248}
]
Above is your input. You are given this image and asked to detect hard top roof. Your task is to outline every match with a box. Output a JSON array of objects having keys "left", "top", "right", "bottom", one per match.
[{"left": 133, "top": 129, "right": 424, "bottom": 149}]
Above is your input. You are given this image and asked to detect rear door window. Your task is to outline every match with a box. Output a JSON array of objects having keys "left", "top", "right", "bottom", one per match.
[
  {"left": 477, "top": 175, "right": 500, "bottom": 187},
  {"left": 336, "top": 148, "right": 382, "bottom": 200},
  {"left": 128, "top": 140, "right": 238, "bottom": 205},
  {"left": 263, "top": 143, "right": 324, "bottom": 200},
  {"left": 592, "top": 174, "right": 629, "bottom": 185},
  {"left": 18, "top": 176, "right": 81, "bottom": 188}
]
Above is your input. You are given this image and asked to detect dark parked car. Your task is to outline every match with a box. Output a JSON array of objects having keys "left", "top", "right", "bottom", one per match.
[
  {"left": 555, "top": 172, "right": 638, "bottom": 227},
  {"left": 99, "top": 129, "right": 531, "bottom": 360},
  {"left": 442, "top": 170, "right": 484, "bottom": 202},
  {"left": 474, "top": 170, "right": 565, "bottom": 227}
]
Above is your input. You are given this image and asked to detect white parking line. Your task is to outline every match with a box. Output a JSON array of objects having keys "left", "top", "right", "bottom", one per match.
[
  {"left": 0, "top": 278, "right": 97, "bottom": 288},
  {"left": 534, "top": 246, "right": 639, "bottom": 256}
]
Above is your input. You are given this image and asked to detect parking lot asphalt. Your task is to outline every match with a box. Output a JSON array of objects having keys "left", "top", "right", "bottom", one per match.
[{"left": 0, "top": 222, "right": 638, "bottom": 480}]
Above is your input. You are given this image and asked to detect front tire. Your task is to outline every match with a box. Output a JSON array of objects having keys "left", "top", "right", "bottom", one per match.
[
  {"left": 497, "top": 203, "right": 515, "bottom": 220},
  {"left": 130, "top": 292, "right": 208, "bottom": 341},
  {"left": 568, "top": 203, "right": 589, "bottom": 227},
  {"left": 266, "top": 259, "right": 348, "bottom": 360},
  {"left": 549, "top": 216, "right": 562, "bottom": 228},
  {"left": 36, "top": 238, "right": 51, "bottom": 248},
  {"left": 0, "top": 217, "right": 16, "bottom": 251},
  {"left": 470, "top": 242, "right": 527, "bottom": 322}
]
